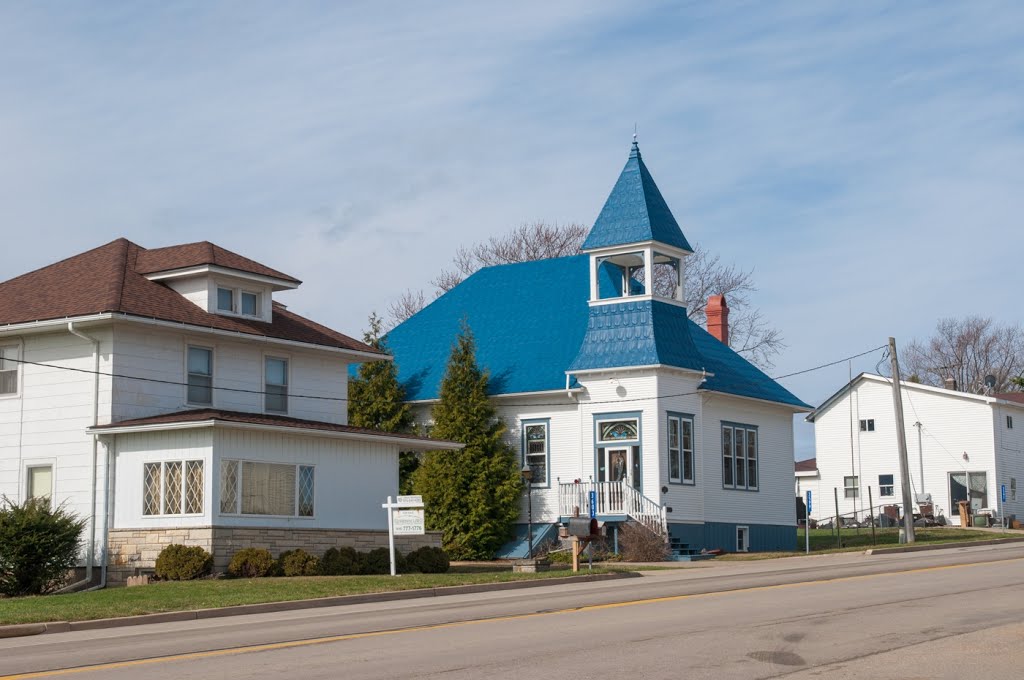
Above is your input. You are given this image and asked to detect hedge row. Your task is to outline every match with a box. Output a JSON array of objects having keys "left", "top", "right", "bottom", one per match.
[{"left": 154, "top": 544, "right": 450, "bottom": 581}]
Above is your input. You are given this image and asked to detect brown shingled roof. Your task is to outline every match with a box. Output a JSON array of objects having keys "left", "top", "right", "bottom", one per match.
[
  {"left": 794, "top": 458, "right": 817, "bottom": 473},
  {"left": 0, "top": 238, "right": 381, "bottom": 356},
  {"left": 135, "top": 241, "right": 300, "bottom": 284},
  {"left": 90, "top": 408, "right": 459, "bottom": 448}
]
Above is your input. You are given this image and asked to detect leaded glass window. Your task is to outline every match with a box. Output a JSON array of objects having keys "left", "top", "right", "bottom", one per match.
[
  {"left": 220, "top": 460, "right": 239, "bottom": 513},
  {"left": 164, "top": 461, "right": 183, "bottom": 514},
  {"left": 185, "top": 461, "right": 204, "bottom": 514},
  {"left": 298, "top": 465, "right": 315, "bottom": 517},
  {"left": 143, "top": 463, "right": 161, "bottom": 515},
  {"left": 599, "top": 419, "right": 638, "bottom": 443}
]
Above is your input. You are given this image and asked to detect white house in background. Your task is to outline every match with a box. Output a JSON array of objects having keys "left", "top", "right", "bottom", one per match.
[
  {"left": 386, "top": 141, "right": 812, "bottom": 558},
  {"left": 806, "top": 373, "right": 1024, "bottom": 526},
  {"left": 0, "top": 239, "right": 453, "bottom": 585},
  {"left": 794, "top": 458, "right": 820, "bottom": 519}
]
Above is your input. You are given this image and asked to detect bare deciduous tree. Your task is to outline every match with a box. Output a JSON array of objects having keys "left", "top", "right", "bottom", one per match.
[
  {"left": 387, "top": 289, "right": 427, "bottom": 327},
  {"left": 902, "top": 317, "right": 1024, "bottom": 393},
  {"left": 386, "top": 222, "right": 784, "bottom": 368}
]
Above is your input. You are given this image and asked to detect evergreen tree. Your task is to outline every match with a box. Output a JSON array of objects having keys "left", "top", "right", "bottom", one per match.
[
  {"left": 348, "top": 313, "right": 417, "bottom": 493},
  {"left": 413, "top": 323, "right": 521, "bottom": 559}
]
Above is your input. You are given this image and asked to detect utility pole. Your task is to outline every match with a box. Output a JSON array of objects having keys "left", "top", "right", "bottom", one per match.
[{"left": 889, "top": 337, "right": 916, "bottom": 543}]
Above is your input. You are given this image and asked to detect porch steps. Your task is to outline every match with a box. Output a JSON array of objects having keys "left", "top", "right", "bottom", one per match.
[
  {"left": 668, "top": 537, "right": 717, "bottom": 562},
  {"left": 495, "top": 523, "right": 560, "bottom": 560}
]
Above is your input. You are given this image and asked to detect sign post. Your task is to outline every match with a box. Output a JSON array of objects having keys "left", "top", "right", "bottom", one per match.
[
  {"left": 805, "top": 490, "right": 812, "bottom": 554},
  {"left": 381, "top": 495, "right": 425, "bottom": 576}
]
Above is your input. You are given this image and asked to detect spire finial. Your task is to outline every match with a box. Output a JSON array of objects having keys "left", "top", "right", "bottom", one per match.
[{"left": 630, "top": 124, "right": 640, "bottom": 158}]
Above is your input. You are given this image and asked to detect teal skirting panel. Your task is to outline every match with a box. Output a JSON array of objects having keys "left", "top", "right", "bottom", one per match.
[{"left": 669, "top": 522, "right": 796, "bottom": 553}]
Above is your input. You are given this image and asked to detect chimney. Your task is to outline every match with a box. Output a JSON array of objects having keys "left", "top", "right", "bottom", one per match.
[
  {"left": 706, "top": 294, "right": 729, "bottom": 345},
  {"left": 944, "top": 377, "right": 958, "bottom": 391}
]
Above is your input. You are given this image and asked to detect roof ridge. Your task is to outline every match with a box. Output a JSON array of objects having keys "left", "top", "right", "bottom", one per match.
[
  {"left": 0, "top": 237, "right": 137, "bottom": 287},
  {"left": 108, "top": 239, "right": 133, "bottom": 312}
]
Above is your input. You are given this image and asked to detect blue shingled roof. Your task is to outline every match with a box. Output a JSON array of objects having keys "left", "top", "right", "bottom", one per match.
[
  {"left": 582, "top": 142, "right": 693, "bottom": 252},
  {"left": 386, "top": 256, "right": 809, "bottom": 409}
]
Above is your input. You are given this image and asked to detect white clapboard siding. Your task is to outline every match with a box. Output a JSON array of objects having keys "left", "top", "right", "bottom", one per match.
[{"left": 812, "top": 376, "right": 1024, "bottom": 524}]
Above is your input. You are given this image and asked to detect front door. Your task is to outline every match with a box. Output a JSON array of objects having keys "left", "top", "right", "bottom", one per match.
[{"left": 598, "top": 447, "right": 641, "bottom": 491}]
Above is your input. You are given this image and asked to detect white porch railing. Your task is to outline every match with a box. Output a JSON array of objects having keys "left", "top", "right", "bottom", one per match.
[{"left": 558, "top": 481, "right": 667, "bottom": 538}]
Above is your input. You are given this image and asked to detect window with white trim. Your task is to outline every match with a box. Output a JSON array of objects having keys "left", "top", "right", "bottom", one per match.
[
  {"left": 879, "top": 474, "right": 894, "bottom": 497},
  {"left": 844, "top": 475, "right": 859, "bottom": 499},
  {"left": 27, "top": 465, "right": 53, "bottom": 505},
  {"left": 722, "top": 424, "right": 758, "bottom": 490},
  {"left": 522, "top": 421, "right": 548, "bottom": 486},
  {"left": 265, "top": 357, "right": 288, "bottom": 413},
  {"left": 0, "top": 345, "right": 18, "bottom": 395},
  {"left": 187, "top": 346, "right": 213, "bottom": 405},
  {"left": 217, "top": 287, "right": 235, "bottom": 312},
  {"left": 241, "top": 291, "right": 260, "bottom": 317},
  {"left": 667, "top": 414, "right": 694, "bottom": 484},
  {"left": 143, "top": 460, "right": 204, "bottom": 515},
  {"left": 219, "top": 460, "right": 314, "bottom": 517},
  {"left": 736, "top": 526, "right": 749, "bottom": 552}
]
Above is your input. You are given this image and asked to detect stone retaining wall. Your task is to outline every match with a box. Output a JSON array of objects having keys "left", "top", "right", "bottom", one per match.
[{"left": 106, "top": 526, "right": 442, "bottom": 585}]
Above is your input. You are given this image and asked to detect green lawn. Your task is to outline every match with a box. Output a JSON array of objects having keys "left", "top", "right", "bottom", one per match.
[
  {"left": 717, "top": 527, "right": 1021, "bottom": 561},
  {"left": 0, "top": 565, "right": 616, "bottom": 626}
]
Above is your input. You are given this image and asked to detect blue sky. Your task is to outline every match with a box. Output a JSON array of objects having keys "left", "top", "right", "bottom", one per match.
[{"left": 2, "top": 2, "right": 1022, "bottom": 457}]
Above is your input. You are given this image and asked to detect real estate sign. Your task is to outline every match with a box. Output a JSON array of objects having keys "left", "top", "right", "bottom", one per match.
[{"left": 393, "top": 509, "right": 425, "bottom": 536}]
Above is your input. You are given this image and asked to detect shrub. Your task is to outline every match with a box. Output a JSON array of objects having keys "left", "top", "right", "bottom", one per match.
[
  {"left": 155, "top": 544, "right": 213, "bottom": 581},
  {"left": 618, "top": 522, "right": 669, "bottom": 562},
  {"left": 0, "top": 497, "right": 85, "bottom": 597},
  {"left": 319, "top": 546, "right": 361, "bottom": 576},
  {"left": 405, "top": 546, "right": 450, "bottom": 574},
  {"left": 227, "top": 548, "right": 276, "bottom": 578},
  {"left": 362, "top": 547, "right": 394, "bottom": 575},
  {"left": 278, "top": 549, "right": 319, "bottom": 577}
]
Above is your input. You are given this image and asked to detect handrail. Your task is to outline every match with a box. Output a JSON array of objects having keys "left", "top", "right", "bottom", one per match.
[{"left": 558, "top": 481, "right": 667, "bottom": 538}]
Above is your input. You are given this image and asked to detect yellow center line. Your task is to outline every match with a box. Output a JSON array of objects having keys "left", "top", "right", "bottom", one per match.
[{"left": 4, "top": 556, "right": 1022, "bottom": 680}]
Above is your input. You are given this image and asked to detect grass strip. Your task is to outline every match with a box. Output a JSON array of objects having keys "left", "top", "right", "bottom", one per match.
[{"left": 0, "top": 565, "right": 615, "bottom": 626}]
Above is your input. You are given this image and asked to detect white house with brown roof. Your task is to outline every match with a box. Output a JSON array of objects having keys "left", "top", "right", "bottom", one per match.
[
  {"left": 0, "top": 239, "right": 453, "bottom": 585},
  {"left": 806, "top": 373, "right": 1024, "bottom": 526}
]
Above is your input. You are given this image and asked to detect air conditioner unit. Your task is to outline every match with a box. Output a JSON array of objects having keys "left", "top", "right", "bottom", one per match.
[{"left": 916, "top": 493, "right": 932, "bottom": 504}]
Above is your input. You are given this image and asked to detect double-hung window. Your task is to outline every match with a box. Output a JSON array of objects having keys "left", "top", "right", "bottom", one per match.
[
  {"left": 844, "top": 475, "right": 859, "bottom": 499},
  {"left": 0, "top": 345, "right": 18, "bottom": 395},
  {"left": 722, "top": 424, "right": 758, "bottom": 491},
  {"left": 879, "top": 474, "right": 894, "bottom": 497},
  {"left": 187, "top": 346, "right": 213, "bottom": 405},
  {"left": 220, "top": 460, "right": 314, "bottom": 517},
  {"left": 667, "top": 413, "right": 695, "bottom": 484},
  {"left": 522, "top": 420, "right": 549, "bottom": 486},
  {"left": 265, "top": 357, "right": 288, "bottom": 413},
  {"left": 143, "top": 460, "right": 204, "bottom": 515}
]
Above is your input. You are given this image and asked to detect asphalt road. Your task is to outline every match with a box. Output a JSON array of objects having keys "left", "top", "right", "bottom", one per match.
[{"left": 2, "top": 543, "right": 1023, "bottom": 679}]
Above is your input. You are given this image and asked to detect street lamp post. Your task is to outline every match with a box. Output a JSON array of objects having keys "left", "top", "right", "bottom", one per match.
[{"left": 521, "top": 464, "right": 534, "bottom": 559}]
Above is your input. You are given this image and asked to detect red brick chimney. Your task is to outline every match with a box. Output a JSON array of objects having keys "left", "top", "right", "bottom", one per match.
[{"left": 706, "top": 294, "right": 729, "bottom": 345}]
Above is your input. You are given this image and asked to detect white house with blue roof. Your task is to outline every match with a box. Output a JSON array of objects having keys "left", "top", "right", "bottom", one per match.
[{"left": 386, "top": 141, "right": 811, "bottom": 557}]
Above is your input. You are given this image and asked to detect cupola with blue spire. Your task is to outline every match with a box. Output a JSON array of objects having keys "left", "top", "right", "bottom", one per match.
[{"left": 569, "top": 138, "right": 705, "bottom": 374}]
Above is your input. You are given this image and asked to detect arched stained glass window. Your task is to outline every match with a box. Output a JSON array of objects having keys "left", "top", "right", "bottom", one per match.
[{"left": 599, "top": 419, "right": 639, "bottom": 442}]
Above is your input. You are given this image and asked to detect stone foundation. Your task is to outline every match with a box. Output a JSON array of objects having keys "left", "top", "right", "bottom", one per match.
[{"left": 106, "top": 526, "right": 442, "bottom": 585}]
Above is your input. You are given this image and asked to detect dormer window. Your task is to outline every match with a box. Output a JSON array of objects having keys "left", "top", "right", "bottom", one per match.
[
  {"left": 217, "top": 287, "right": 235, "bottom": 312},
  {"left": 215, "top": 286, "right": 263, "bottom": 319},
  {"left": 241, "top": 291, "right": 259, "bottom": 316}
]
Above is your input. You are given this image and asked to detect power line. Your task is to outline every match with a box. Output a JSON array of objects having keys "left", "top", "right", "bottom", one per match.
[
  {"left": 772, "top": 345, "right": 888, "bottom": 380},
  {"left": 3, "top": 344, "right": 890, "bottom": 411},
  {"left": 1, "top": 355, "right": 348, "bottom": 403}
]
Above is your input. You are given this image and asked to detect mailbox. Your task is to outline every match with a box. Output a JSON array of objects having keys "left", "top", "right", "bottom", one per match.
[{"left": 566, "top": 518, "right": 599, "bottom": 537}]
